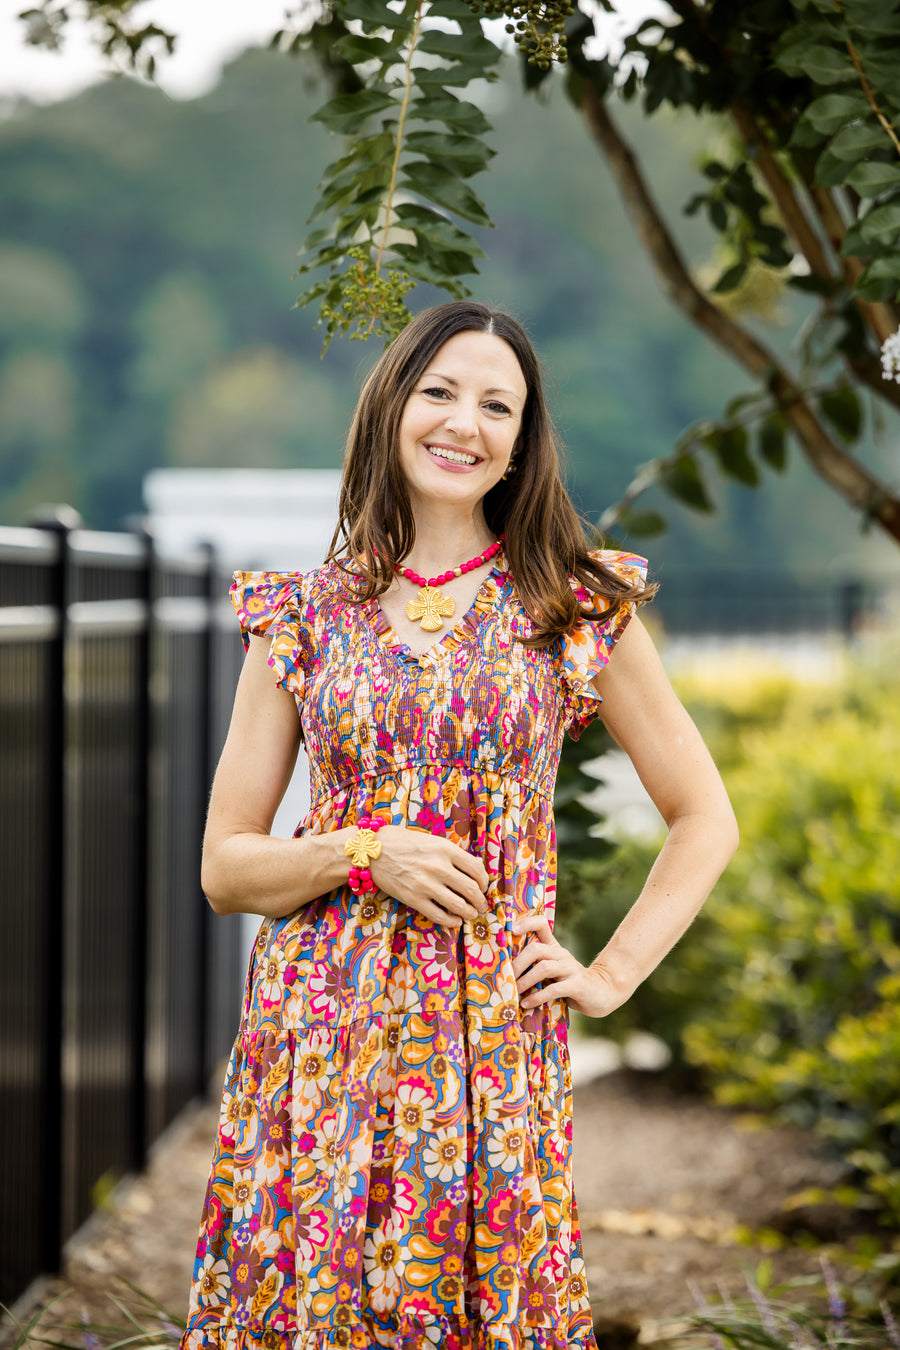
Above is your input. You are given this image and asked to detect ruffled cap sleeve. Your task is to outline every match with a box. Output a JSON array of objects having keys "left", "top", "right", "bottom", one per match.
[
  {"left": 559, "top": 548, "right": 649, "bottom": 740},
  {"left": 229, "top": 570, "right": 310, "bottom": 702}
]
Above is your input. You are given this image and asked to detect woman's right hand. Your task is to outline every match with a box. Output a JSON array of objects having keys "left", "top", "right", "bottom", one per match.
[{"left": 367, "top": 824, "right": 489, "bottom": 927}]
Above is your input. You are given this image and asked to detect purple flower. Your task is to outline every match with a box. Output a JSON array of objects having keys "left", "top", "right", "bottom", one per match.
[
  {"left": 880, "top": 1299, "right": 900, "bottom": 1350},
  {"left": 745, "top": 1274, "right": 778, "bottom": 1336},
  {"left": 819, "top": 1255, "right": 847, "bottom": 1327},
  {"left": 80, "top": 1307, "right": 101, "bottom": 1350}
]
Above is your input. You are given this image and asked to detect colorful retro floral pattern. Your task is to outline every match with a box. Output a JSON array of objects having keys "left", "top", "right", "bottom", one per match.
[{"left": 181, "top": 546, "right": 647, "bottom": 1350}]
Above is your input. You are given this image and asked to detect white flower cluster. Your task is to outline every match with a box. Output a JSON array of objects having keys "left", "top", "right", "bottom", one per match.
[{"left": 881, "top": 328, "right": 900, "bottom": 384}]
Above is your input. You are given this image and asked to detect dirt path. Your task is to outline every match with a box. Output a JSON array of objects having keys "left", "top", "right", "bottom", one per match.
[{"left": 5, "top": 1064, "right": 861, "bottom": 1350}]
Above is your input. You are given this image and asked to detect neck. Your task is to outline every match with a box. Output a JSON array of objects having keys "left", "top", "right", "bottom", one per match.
[{"left": 402, "top": 502, "right": 496, "bottom": 573}]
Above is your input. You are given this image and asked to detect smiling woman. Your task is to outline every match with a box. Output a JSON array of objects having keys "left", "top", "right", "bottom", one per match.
[{"left": 181, "top": 300, "right": 739, "bottom": 1350}]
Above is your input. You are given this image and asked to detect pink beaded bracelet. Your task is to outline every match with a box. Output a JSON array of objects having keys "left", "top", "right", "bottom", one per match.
[{"left": 345, "top": 815, "right": 384, "bottom": 898}]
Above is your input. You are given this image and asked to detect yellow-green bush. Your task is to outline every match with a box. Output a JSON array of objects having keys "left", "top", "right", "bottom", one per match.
[{"left": 560, "top": 651, "right": 900, "bottom": 1225}]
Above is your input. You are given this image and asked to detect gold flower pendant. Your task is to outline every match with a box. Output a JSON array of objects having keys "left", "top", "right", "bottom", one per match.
[{"left": 406, "top": 585, "right": 456, "bottom": 633}]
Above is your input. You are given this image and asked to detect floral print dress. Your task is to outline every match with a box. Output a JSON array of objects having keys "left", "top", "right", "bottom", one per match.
[{"left": 181, "top": 545, "right": 648, "bottom": 1350}]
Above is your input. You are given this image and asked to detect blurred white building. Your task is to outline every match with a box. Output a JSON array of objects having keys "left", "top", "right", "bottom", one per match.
[
  {"left": 143, "top": 467, "right": 341, "bottom": 573},
  {"left": 143, "top": 467, "right": 342, "bottom": 960}
]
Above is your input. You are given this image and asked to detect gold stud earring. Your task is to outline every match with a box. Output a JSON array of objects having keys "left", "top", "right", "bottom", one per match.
[{"left": 501, "top": 456, "right": 518, "bottom": 482}]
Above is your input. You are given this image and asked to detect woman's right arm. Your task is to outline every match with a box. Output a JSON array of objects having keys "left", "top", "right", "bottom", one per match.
[
  {"left": 201, "top": 634, "right": 489, "bottom": 922},
  {"left": 200, "top": 634, "right": 351, "bottom": 917}
]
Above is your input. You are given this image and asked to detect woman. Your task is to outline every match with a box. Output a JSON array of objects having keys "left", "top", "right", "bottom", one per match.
[{"left": 182, "top": 300, "right": 738, "bottom": 1350}]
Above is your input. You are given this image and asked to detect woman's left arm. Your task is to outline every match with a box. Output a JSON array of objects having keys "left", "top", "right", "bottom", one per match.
[{"left": 513, "top": 615, "right": 739, "bottom": 1017}]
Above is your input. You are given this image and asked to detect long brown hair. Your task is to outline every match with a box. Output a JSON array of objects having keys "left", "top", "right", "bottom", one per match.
[{"left": 326, "top": 300, "right": 655, "bottom": 647}]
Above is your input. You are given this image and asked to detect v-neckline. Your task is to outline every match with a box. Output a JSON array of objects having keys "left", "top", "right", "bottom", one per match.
[{"left": 367, "top": 551, "right": 508, "bottom": 666}]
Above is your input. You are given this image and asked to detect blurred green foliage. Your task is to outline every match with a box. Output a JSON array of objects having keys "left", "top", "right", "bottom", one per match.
[
  {"left": 1, "top": 46, "right": 894, "bottom": 582},
  {"left": 559, "top": 651, "right": 900, "bottom": 1225}
]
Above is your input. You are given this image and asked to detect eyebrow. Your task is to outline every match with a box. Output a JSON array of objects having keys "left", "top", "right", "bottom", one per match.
[{"left": 422, "top": 371, "right": 523, "bottom": 402}]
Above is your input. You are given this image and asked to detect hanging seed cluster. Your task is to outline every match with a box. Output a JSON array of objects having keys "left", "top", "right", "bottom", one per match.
[{"left": 465, "top": 1, "right": 575, "bottom": 68}]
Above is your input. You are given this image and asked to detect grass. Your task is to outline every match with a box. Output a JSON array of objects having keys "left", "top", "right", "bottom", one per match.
[{"left": 1, "top": 1279, "right": 184, "bottom": 1350}]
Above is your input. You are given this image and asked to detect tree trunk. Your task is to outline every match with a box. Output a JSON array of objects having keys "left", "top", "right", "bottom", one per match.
[{"left": 580, "top": 85, "right": 900, "bottom": 546}]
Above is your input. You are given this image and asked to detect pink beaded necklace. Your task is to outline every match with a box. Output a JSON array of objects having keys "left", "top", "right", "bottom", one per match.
[{"left": 397, "top": 535, "right": 504, "bottom": 632}]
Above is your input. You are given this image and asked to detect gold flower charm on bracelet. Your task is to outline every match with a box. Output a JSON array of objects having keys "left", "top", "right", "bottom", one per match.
[
  {"left": 406, "top": 585, "right": 456, "bottom": 632},
  {"left": 344, "top": 829, "right": 383, "bottom": 868}
]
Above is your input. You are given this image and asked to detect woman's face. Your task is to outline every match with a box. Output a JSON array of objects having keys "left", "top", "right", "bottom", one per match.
[{"left": 396, "top": 330, "right": 527, "bottom": 514}]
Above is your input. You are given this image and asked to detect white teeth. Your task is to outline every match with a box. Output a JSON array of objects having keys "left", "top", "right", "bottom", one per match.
[{"left": 426, "top": 444, "right": 478, "bottom": 466}]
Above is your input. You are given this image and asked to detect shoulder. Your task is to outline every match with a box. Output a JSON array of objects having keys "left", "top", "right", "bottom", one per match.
[
  {"left": 230, "top": 569, "right": 308, "bottom": 634},
  {"left": 576, "top": 548, "right": 649, "bottom": 606}
]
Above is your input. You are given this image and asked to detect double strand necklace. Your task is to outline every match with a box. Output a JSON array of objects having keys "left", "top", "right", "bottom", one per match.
[{"left": 397, "top": 535, "right": 504, "bottom": 632}]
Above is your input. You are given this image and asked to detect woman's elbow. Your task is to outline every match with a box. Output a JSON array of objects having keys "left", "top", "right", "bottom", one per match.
[
  {"left": 717, "top": 805, "right": 740, "bottom": 861},
  {"left": 201, "top": 850, "right": 232, "bottom": 915}
]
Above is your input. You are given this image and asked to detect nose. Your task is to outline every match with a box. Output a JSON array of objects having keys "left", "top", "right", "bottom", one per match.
[{"left": 444, "top": 397, "right": 479, "bottom": 440}]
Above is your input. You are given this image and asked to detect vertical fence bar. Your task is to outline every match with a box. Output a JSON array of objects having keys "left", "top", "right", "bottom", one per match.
[
  {"left": 129, "top": 527, "right": 153, "bottom": 1171},
  {"left": 196, "top": 542, "right": 214, "bottom": 1098},
  {"left": 840, "top": 579, "right": 864, "bottom": 641},
  {"left": 29, "top": 508, "right": 79, "bottom": 1276}
]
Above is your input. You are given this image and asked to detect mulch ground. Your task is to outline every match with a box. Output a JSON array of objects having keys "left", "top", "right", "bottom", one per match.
[{"left": 3, "top": 1065, "right": 872, "bottom": 1350}]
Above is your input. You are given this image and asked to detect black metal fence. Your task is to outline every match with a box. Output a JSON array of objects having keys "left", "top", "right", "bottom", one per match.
[
  {"left": 652, "top": 568, "right": 893, "bottom": 638},
  {"left": 0, "top": 514, "right": 244, "bottom": 1312}
]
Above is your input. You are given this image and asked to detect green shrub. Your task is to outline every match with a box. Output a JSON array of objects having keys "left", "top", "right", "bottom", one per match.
[{"left": 558, "top": 651, "right": 900, "bottom": 1225}]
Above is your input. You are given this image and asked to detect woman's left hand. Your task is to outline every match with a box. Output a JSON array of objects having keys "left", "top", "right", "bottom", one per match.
[{"left": 511, "top": 913, "right": 625, "bottom": 1019}]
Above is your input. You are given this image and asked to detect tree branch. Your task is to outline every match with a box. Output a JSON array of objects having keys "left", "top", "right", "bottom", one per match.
[
  {"left": 729, "top": 100, "right": 836, "bottom": 285},
  {"left": 580, "top": 87, "right": 900, "bottom": 544},
  {"left": 729, "top": 104, "right": 900, "bottom": 410},
  {"left": 810, "top": 185, "right": 900, "bottom": 344}
]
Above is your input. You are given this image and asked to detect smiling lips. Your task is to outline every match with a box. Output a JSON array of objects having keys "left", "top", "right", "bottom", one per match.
[{"left": 424, "top": 442, "right": 481, "bottom": 469}]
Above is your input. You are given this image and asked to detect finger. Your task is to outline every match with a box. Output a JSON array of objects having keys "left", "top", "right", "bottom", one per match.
[
  {"left": 521, "top": 979, "right": 573, "bottom": 1009},
  {"left": 449, "top": 845, "right": 490, "bottom": 894},
  {"left": 511, "top": 913, "right": 554, "bottom": 942},
  {"left": 433, "top": 884, "right": 483, "bottom": 922},
  {"left": 516, "top": 957, "right": 567, "bottom": 995},
  {"left": 407, "top": 899, "right": 463, "bottom": 928},
  {"left": 448, "top": 868, "right": 490, "bottom": 912},
  {"left": 510, "top": 941, "right": 553, "bottom": 978}
]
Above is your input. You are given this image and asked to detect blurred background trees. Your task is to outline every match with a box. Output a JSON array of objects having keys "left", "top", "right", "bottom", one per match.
[{"left": 3, "top": 2, "right": 900, "bottom": 586}]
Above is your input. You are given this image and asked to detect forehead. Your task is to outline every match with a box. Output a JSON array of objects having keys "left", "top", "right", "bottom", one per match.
[{"left": 423, "top": 330, "right": 527, "bottom": 399}]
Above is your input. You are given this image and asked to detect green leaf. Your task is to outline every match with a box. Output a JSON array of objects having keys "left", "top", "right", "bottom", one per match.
[
  {"left": 813, "top": 146, "right": 854, "bottom": 188},
  {"left": 404, "top": 129, "right": 495, "bottom": 175},
  {"left": 393, "top": 203, "right": 487, "bottom": 256},
  {"left": 334, "top": 0, "right": 412, "bottom": 30},
  {"left": 400, "top": 163, "right": 493, "bottom": 226},
  {"left": 410, "top": 91, "right": 490, "bottom": 135},
  {"left": 819, "top": 386, "right": 862, "bottom": 442},
  {"left": 311, "top": 87, "right": 396, "bottom": 133},
  {"left": 845, "top": 160, "right": 900, "bottom": 197},
  {"left": 389, "top": 251, "right": 471, "bottom": 295},
  {"left": 775, "top": 35, "right": 856, "bottom": 84},
  {"left": 859, "top": 200, "right": 900, "bottom": 245},
  {"left": 708, "top": 198, "right": 728, "bottom": 231},
  {"left": 659, "top": 455, "right": 715, "bottom": 513},
  {"left": 758, "top": 415, "right": 788, "bottom": 472},
  {"left": 705, "top": 426, "right": 760, "bottom": 487},
  {"left": 322, "top": 129, "right": 396, "bottom": 180},
  {"left": 786, "top": 272, "right": 834, "bottom": 295},
  {"left": 426, "top": 0, "right": 480, "bottom": 16},
  {"left": 712, "top": 261, "right": 749, "bottom": 293},
  {"left": 334, "top": 32, "right": 398, "bottom": 64},
  {"left": 828, "top": 121, "right": 891, "bottom": 161},
  {"left": 801, "top": 91, "right": 870, "bottom": 133},
  {"left": 413, "top": 63, "right": 495, "bottom": 90},
  {"left": 617, "top": 509, "right": 669, "bottom": 538},
  {"left": 839, "top": 218, "right": 881, "bottom": 259},
  {"left": 854, "top": 255, "right": 900, "bottom": 301},
  {"left": 788, "top": 119, "right": 828, "bottom": 150},
  {"left": 417, "top": 28, "right": 499, "bottom": 69}
]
